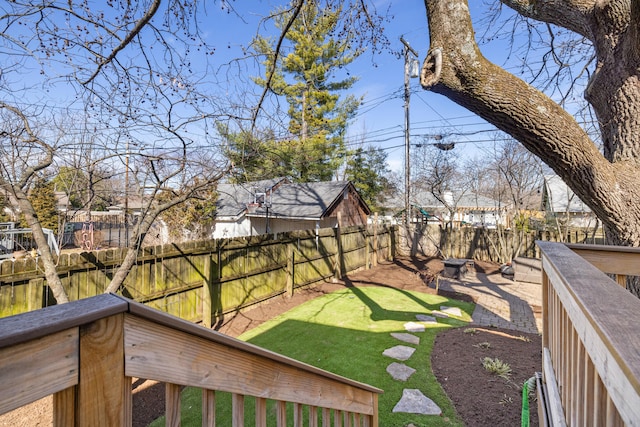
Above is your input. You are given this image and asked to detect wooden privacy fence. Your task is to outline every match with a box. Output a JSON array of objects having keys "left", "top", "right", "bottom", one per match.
[
  {"left": 0, "top": 225, "right": 395, "bottom": 322},
  {"left": 408, "top": 224, "right": 604, "bottom": 263},
  {"left": 0, "top": 293, "right": 381, "bottom": 426},
  {"left": 538, "top": 241, "right": 640, "bottom": 426}
]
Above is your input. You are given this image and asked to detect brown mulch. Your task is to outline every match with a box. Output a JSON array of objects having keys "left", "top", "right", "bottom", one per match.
[{"left": 1, "top": 256, "right": 541, "bottom": 427}]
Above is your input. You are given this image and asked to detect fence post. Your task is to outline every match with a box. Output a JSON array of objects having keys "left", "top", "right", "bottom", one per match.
[
  {"left": 202, "top": 254, "right": 212, "bottom": 328},
  {"left": 286, "top": 243, "right": 294, "bottom": 298},
  {"left": 365, "top": 229, "right": 370, "bottom": 270},
  {"left": 373, "top": 213, "right": 378, "bottom": 268},
  {"left": 334, "top": 213, "right": 343, "bottom": 280}
]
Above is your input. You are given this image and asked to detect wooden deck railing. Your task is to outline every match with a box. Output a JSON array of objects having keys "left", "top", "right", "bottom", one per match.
[
  {"left": 0, "top": 293, "right": 381, "bottom": 426},
  {"left": 538, "top": 241, "right": 640, "bottom": 426}
]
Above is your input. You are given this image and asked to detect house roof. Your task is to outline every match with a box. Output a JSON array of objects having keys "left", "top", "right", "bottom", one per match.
[
  {"left": 410, "top": 189, "right": 504, "bottom": 210},
  {"left": 216, "top": 179, "right": 369, "bottom": 221},
  {"left": 542, "top": 175, "right": 591, "bottom": 213},
  {"left": 215, "top": 178, "right": 288, "bottom": 219},
  {"left": 252, "top": 181, "right": 364, "bottom": 219}
]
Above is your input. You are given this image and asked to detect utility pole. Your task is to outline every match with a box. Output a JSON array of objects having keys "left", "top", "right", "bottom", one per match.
[
  {"left": 124, "top": 140, "right": 130, "bottom": 245},
  {"left": 401, "top": 37, "right": 419, "bottom": 228}
]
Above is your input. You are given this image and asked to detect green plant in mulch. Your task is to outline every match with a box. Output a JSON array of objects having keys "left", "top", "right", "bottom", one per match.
[
  {"left": 482, "top": 357, "right": 512, "bottom": 380},
  {"left": 473, "top": 341, "right": 491, "bottom": 349},
  {"left": 150, "top": 287, "right": 474, "bottom": 427}
]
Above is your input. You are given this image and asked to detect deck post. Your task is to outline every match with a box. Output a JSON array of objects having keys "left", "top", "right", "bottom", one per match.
[{"left": 77, "top": 314, "right": 131, "bottom": 426}]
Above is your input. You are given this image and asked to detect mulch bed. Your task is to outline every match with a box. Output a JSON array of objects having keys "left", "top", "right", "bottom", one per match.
[{"left": 432, "top": 326, "right": 541, "bottom": 426}]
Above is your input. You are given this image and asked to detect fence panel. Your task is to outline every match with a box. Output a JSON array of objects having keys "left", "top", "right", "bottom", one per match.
[{"left": 1, "top": 225, "right": 397, "bottom": 323}]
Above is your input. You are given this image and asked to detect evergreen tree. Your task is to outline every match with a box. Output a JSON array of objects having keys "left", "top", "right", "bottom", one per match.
[
  {"left": 221, "top": 124, "right": 289, "bottom": 183},
  {"left": 52, "top": 166, "right": 114, "bottom": 211},
  {"left": 29, "top": 179, "right": 59, "bottom": 233},
  {"left": 230, "top": 1, "right": 361, "bottom": 183},
  {"left": 345, "top": 146, "right": 394, "bottom": 210}
]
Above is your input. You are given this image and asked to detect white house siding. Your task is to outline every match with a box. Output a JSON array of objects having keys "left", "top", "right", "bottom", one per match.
[{"left": 211, "top": 218, "right": 252, "bottom": 239}]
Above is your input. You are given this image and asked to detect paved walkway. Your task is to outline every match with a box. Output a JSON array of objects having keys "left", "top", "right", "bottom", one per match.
[{"left": 436, "top": 269, "right": 542, "bottom": 334}]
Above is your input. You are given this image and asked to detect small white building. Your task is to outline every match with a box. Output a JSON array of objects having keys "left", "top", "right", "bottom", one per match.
[
  {"left": 213, "top": 178, "right": 371, "bottom": 239},
  {"left": 411, "top": 190, "right": 507, "bottom": 228},
  {"left": 541, "top": 175, "right": 598, "bottom": 228}
]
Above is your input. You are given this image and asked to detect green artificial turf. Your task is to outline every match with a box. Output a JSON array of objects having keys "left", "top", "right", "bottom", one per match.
[{"left": 150, "top": 286, "right": 473, "bottom": 426}]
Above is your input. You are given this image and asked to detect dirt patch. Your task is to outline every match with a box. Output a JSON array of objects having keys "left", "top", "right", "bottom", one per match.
[
  {"left": 432, "top": 327, "right": 542, "bottom": 426},
  {"left": 1, "top": 256, "right": 541, "bottom": 427}
]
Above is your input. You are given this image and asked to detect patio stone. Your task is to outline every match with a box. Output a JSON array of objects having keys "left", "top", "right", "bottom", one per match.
[
  {"left": 391, "top": 332, "right": 420, "bottom": 345},
  {"left": 393, "top": 389, "right": 442, "bottom": 415},
  {"left": 415, "top": 314, "right": 437, "bottom": 323},
  {"left": 440, "top": 306, "right": 463, "bottom": 317},
  {"left": 403, "top": 321, "right": 425, "bottom": 332},
  {"left": 382, "top": 345, "right": 416, "bottom": 361},
  {"left": 386, "top": 362, "right": 416, "bottom": 381}
]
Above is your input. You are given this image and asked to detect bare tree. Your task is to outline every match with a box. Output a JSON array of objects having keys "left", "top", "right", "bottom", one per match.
[
  {"left": 0, "top": 104, "right": 70, "bottom": 303},
  {"left": 412, "top": 143, "right": 465, "bottom": 229},
  {"left": 475, "top": 138, "right": 544, "bottom": 262},
  {"left": 0, "top": 1, "right": 230, "bottom": 302},
  {"left": 420, "top": 0, "right": 640, "bottom": 253},
  {"left": 0, "top": 0, "right": 391, "bottom": 303}
]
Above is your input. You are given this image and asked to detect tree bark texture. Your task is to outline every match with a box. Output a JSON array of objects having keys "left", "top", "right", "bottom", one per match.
[{"left": 421, "top": 0, "right": 640, "bottom": 246}]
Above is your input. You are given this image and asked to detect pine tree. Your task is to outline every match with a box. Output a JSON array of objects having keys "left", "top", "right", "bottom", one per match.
[
  {"left": 29, "top": 179, "right": 59, "bottom": 233},
  {"left": 231, "top": 1, "right": 361, "bottom": 183},
  {"left": 345, "top": 146, "right": 395, "bottom": 210}
]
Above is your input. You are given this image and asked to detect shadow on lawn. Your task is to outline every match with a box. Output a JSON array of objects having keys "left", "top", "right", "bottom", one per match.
[{"left": 340, "top": 276, "right": 472, "bottom": 324}]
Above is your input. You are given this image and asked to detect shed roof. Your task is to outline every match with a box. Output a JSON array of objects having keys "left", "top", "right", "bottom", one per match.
[
  {"left": 216, "top": 179, "right": 369, "bottom": 220},
  {"left": 215, "top": 178, "right": 288, "bottom": 219}
]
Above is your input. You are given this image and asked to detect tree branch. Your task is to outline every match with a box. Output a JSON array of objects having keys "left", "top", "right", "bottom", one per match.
[
  {"left": 81, "top": 0, "right": 161, "bottom": 85},
  {"left": 251, "top": 0, "right": 305, "bottom": 130},
  {"left": 421, "top": 0, "right": 640, "bottom": 242}
]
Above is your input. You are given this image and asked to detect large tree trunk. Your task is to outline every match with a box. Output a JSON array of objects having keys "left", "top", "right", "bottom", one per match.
[{"left": 420, "top": 0, "right": 640, "bottom": 247}]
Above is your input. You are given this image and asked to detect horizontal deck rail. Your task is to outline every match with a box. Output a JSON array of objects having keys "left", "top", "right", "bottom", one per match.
[
  {"left": 0, "top": 294, "right": 381, "bottom": 426},
  {"left": 538, "top": 241, "right": 640, "bottom": 426}
]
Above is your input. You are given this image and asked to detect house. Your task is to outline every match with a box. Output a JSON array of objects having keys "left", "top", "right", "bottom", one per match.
[
  {"left": 410, "top": 189, "right": 507, "bottom": 228},
  {"left": 212, "top": 179, "right": 371, "bottom": 239},
  {"left": 541, "top": 174, "right": 598, "bottom": 228}
]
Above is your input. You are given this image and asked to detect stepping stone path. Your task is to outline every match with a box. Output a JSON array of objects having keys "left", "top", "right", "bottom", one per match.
[
  {"left": 393, "top": 389, "right": 442, "bottom": 415},
  {"left": 380, "top": 310, "right": 452, "bottom": 417},
  {"left": 390, "top": 332, "right": 420, "bottom": 345},
  {"left": 382, "top": 345, "right": 415, "bottom": 361},
  {"left": 432, "top": 306, "right": 463, "bottom": 318},
  {"left": 386, "top": 362, "right": 416, "bottom": 381}
]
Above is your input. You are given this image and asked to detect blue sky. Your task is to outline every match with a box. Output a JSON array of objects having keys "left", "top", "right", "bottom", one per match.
[
  {"left": 206, "top": 0, "right": 513, "bottom": 173},
  {"left": 8, "top": 1, "right": 548, "bottom": 176}
]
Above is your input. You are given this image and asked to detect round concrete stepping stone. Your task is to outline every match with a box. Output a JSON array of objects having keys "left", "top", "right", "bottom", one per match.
[
  {"left": 403, "top": 321, "right": 425, "bottom": 332},
  {"left": 440, "top": 306, "right": 463, "bottom": 317},
  {"left": 393, "top": 389, "right": 442, "bottom": 415},
  {"left": 415, "top": 314, "right": 437, "bottom": 323},
  {"left": 382, "top": 345, "right": 416, "bottom": 361},
  {"left": 390, "top": 332, "right": 420, "bottom": 345},
  {"left": 386, "top": 362, "right": 416, "bottom": 381}
]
